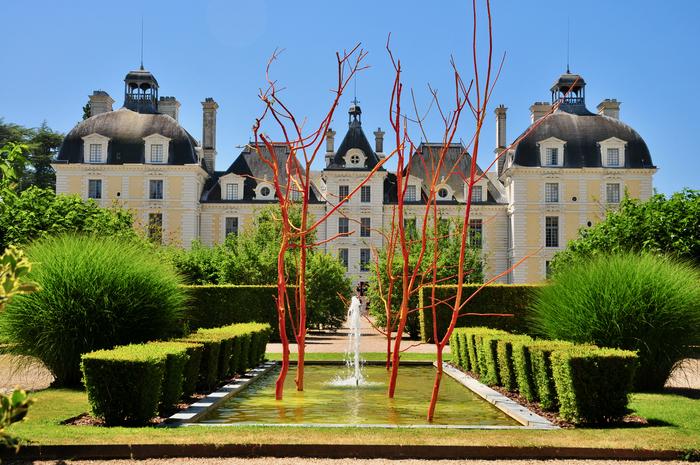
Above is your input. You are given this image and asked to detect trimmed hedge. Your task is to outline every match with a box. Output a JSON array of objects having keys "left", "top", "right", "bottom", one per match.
[
  {"left": 419, "top": 284, "right": 540, "bottom": 342},
  {"left": 551, "top": 347, "right": 638, "bottom": 424},
  {"left": 496, "top": 335, "right": 533, "bottom": 392},
  {"left": 530, "top": 341, "right": 575, "bottom": 411},
  {"left": 184, "top": 285, "right": 294, "bottom": 340},
  {"left": 148, "top": 341, "right": 202, "bottom": 407},
  {"left": 81, "top": 323, "right": 272, "bottom": 426},
  {"left": 81, "top": 345, "right": 167, "bottom": 425},
  {"left": 448, "top": 328, "right": 637, "bottom": 425}
]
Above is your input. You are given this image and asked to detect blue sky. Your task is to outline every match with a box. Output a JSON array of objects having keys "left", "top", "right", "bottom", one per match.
[{"left": 2, "top": 0, "right": 698, "bottom": 195}]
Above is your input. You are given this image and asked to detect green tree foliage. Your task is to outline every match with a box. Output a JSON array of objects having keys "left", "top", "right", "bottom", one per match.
[
  {"left": 530, "top": 253, "right": 700, "bottom": 391},
  {"left": 368, "top": 217, "right": 484, "bottom": 337},
  {"left": 0, "top": 185, "right": 137, "bottom": 251},
  {"left": 0, "top": 119, "right": 63, "bottom": 190},
  {"left": 553, "top": 189, "right": 700, "bottom": 269},
  {"left": 160, "top": 206, "right": 352, "bottom": 330},
  {"left": 0, "top": 235, "right": 188, "bottom": 386},
  {"left": 82, "top": 102, "right": 91, "bottom": 121}
]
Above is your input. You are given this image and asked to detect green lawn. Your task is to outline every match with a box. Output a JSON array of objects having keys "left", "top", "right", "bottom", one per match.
[{"left": 5, "top": 356, "right": 700, "bottom": 453}]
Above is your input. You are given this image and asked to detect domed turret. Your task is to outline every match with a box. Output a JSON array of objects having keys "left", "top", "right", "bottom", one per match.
[{"left": 124, "top": 66, "right": 159, "bottom": 114}]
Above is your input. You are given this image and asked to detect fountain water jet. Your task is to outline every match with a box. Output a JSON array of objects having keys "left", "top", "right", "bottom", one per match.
[{"left": 330, "top": 295, "right": 366, "bottom": 386}]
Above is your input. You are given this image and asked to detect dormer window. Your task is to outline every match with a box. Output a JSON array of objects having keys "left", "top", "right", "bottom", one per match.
[
  {"left": 599, "top": 137, "right": 627, "bottom": 167},
  {"left": 255, "top": 182, "right": 275, "bottom": 200},
  {"left": 82, "top": 133, "right": 110, "bottom": 163},
  {"left": 144, "top": 134, "right": 171, "bottom": 164},
  {"left": 538, "top": 137, "right": 566, "bottom": 167},
  {"left": 406, "top": 185, "right": 417, "bottom": 202},
  {"left": 89, "top": 144, "right": 102, "bottom": 163},
  {"left": 436, "top": 184, "right": 453, "bottom": 201},
  {"left": 150, "top": 144, "right": 164, "bottom": 163},
  {"left": 471, "top": 185, "right": 483, "bottom": 203},
  {"left": 344, "top": 148, "right": 366, "bottom": 167},
  {"left": 225, "top": 183, "right": 238, "bottom": 201}
]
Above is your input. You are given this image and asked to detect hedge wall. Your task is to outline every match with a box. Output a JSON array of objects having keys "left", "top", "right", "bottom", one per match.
[
  {"left": 448, "top": 329, "right": 639, "bottom": 425},
  {"left": 419, "top": 284, "right": 541, "bottom": 342},
  {"left": 184, "top": 285, "right": 295, "bottom": 340}
]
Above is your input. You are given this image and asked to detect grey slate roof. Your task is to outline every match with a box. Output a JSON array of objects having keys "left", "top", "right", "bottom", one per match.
[
  {"left": 56, "top": 108, "right": 199, "bottom": 165},
  {"left": 511, "top": 109, "right": 655, "bottom": 169},
  {"left": 326, "top": 120, "right": 382, "bottom": 171},
  {"left": 403, "top": 143, "right": 498, "bottom": 204},
  {"left": 201, "top": 143, "right": 321, "bottom": 203}
]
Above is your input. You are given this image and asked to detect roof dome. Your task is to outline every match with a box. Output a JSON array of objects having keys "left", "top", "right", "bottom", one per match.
[
  {"left": 56, "top": 108, "right": 199, "bottom": 165},
  {"left": 511, "top": 110, "right": 654, "bottom": 169}
]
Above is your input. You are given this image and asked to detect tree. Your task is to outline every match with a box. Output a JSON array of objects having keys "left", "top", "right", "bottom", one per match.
[
  {"left": 0, "top": 119, "right": 63, "bottom": 190},
  {"left": 553, "top": 189, "right": 700, "bottom": 270},
  {"left": 0, "top": 185, "right": 137, "bottom": 251},
  {"left": 82, "top": 102, "right": 91, "bottom": 120},
  {"left": 368, "top": 218, "right": 484, "bottom": 340}
]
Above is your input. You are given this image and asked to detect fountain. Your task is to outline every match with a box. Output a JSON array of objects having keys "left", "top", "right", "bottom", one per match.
[{"left": 330, "top": 295, "right": 365, "bottom": 386}]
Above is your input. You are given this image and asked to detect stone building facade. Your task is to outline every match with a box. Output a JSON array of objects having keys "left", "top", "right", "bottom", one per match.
[{"left": 54, "top": 67, "right": 656, "bottom": 284}]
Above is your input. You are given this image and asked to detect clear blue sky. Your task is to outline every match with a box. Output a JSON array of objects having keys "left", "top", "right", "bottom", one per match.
[{"left": 2, "top": 0, "right": 698, "bottom": 195}]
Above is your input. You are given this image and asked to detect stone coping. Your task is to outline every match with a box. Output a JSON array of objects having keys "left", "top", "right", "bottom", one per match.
[{"left": 439, "top": 362, "right": 558, "bottom": 429}]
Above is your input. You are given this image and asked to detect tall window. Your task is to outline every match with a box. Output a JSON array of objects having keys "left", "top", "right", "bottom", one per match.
[
  {"left": 149, "top": 180, "right": 164, "bottom": 200},
  {"left": 89, "top": 144, "right": 102, "bottom": 163},
  {"left": 406, "top": 185, "right": 417, "bottom": 202},
  {"left": 338, "top": 217, "right": 349, "bottom": 234},
  {"left": 544, "top": 183, "right": 559, "bottom": 203},
  {"left": 225, "top": 217, "right": 238, "bottom": 237},
  {"left": 469, "top": 218, "right": 483, "bottom": 248},
  {"left": 360, "top": 248, "right": 370, "bottom": 271},
  {"left": 338, "top": 248, "right": 349, "bottom": 269},
  {"left": 403, "top": 218, "right": 416, "bottom": 233},
  {"left": 88, "top": 179, "right": 102, "bottom": 199},
  {"left": 225, "top": 183, "right": 238, "bottom": 200},
  {"left": 471, "top": 185, "right": 483, "bottom": 203},
  {"left": 291, "top": 189, "right": 302, "bottom": 202},
  {"left": 360, "top": 217, "right": 371, "bottom": 237},
  {"left": 148, "top": 213, "right": 163, "bottom": 244},
  {"left": 361, "top": 185, "right": 371, "bottom": 203},
  {"left": 545, "top": 216, "right": 559, "bottom": 248},
  {"left": 545, "top": 147, "right": 558, "bottom": 166},
  {"left": 606, "top": 148, "right": 620, "bottom": 167},
  {"left": 338, "top": 184, "right": 349, "bottom": 200},
  {"left": 545, "top": 260, "right": 553, "bottom": 279},
  {"left": 150, "top": 144, "right": 164, "bottom": 163},
  {"left": 606, "top": 183, "right": 620, "bottom": 203}
]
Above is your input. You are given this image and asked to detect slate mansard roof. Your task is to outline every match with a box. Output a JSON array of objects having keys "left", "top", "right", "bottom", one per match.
[
  {"left": 510, "top": 73, "right": 655, "bottom": 170},
  {"left": 402, "top": 143, "right": 499, "bottom": 204},
  {"left": 201, "top": 143, "right": 322, "bottom": 203},
  {"left": 56, "top": 108, "right": 200, "bottom": 165}
]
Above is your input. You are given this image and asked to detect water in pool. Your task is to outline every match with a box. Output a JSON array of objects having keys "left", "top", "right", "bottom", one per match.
[{"left": 199, "top": 365, "right": 519, "bottom": 426}]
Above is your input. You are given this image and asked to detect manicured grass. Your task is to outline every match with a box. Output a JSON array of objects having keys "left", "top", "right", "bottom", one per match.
[
  {"left": 265, "top": 352, "right": 436, "bottom": 362},
  {"left": 6, "top": 372, "right": 700, "bottom": 453}
]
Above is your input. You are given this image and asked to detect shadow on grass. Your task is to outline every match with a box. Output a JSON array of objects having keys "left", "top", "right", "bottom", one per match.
[{"left": 664, "top": 387, "right": 700, "bottom": 400}]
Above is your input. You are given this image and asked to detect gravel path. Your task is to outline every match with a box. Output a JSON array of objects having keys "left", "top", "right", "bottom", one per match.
[{"left": 3, "top": 458, "right": 692, "bottom": 465}]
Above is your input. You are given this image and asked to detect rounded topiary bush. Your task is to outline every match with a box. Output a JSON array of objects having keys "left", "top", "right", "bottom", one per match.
[
  {"left": 0, "top": 235, "right": 187, "bottom": 386},
  {"left": 530, "top": 253, "right": 700, "bottom": 391}
]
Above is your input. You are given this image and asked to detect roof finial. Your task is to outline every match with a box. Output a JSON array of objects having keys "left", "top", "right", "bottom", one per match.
[
  {"left": 566, "top": 16, "right": 570, "bottom": 74},
  {"left": 140, "top": 16, "right": 144, "bottom": 70}
]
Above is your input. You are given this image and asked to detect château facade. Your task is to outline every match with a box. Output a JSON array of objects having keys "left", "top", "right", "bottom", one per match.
[{"left": 54, "top": 67, "right": 656, "bottom": 284}]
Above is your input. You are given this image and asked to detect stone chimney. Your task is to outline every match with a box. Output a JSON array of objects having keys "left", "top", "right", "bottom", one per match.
[
  {"left": 325, "top": 128, "right": 335, "bottom": 167},
  {"left": 530, "top": 101, "right": 552, "bottom": 123},
  {"left": 494, "top": 105, "right": 507, "bottom": 177},
  {"left": 597, "top": 99, "right": 620, "bottom": 119},
  {"left": 88, "top": 91, "right": 114, "bottom": 117},
  {"left": 201, "top": 98, "right": 218, "bottom": 172},
  {"left": 158, "top": 96, "right": 181, "bottom": 122},
  {"left": 374, "top": 127, "right": 385, "bottom": 156}
]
